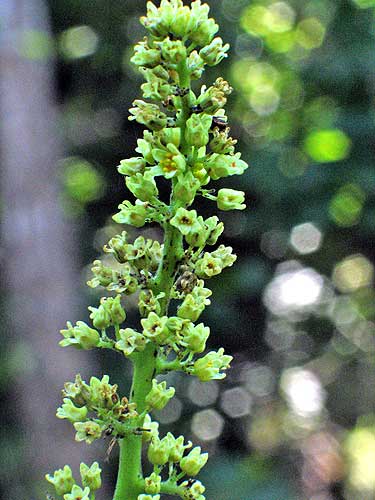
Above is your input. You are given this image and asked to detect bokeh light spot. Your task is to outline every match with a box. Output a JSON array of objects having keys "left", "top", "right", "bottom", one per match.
[
  {"left": 332, "top": 254, "right": 373, "bottom": 293},
  {"left": 329, "top": 183, "right": 365, "bottom": 227},
  {"left": 154, "top": 396, "right": 182, "bottom": 425},
  {"left": 264, "top": 266, "right": 324, "bottom": 314},
  {"left": 281, "top": 368, "right": 325, "bottom": 417},
  {"left": 220, "top": 387, "right": 252, "bottom": 418},
  {"left": 59, "top": 25, "right": 99, "bottom": 60},
  {"left": 267, "top": 2, "right": 296, "bottom": 33},
  {"left": 250, "top": 86, "right": 280, "bottom": 116},
  {"left": 188, "top": 379, "right": 219, "bottom": 407},
  {"left": 352, "top": 0, "right": 375, "bottom": 7},
  {"left": 61, "top": 157, "right": 105, "bottom": 204},
  {"left": 345, "top": 423, "right": 375, "bottom": 491},
  {"left": 290, "top": 222, "right": 323, "bottom": 255},
  {"left": 191, "top": 409, "right": 224, "bottom": 441},
  {"left": 304, "top": 129, "right": 351, "bottom": 163},
  {"left": 296, "top": 18, "right": 326, "bottom": 49}
]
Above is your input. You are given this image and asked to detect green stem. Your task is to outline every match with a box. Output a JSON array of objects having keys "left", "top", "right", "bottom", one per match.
[{"left": 113, "top": 58, "right": 191, "bottom": 500}]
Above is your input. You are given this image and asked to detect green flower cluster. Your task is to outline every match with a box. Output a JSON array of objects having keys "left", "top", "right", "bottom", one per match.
[
  {"left": 47, "top": 1, "right": 248, "bottom": 499},
  {"left": 57, "top": 374, "right": 138, "bottom": 444},
  {"left": 46, "top": 462, "right": 101, "bottom": 499}
]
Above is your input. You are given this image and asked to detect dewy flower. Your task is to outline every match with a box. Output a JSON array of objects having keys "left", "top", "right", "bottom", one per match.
[{"left": 217, "top": 188, "right": 246, "bottom": 211}]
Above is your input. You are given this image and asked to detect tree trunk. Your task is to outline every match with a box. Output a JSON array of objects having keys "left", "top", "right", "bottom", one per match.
[{"left": 0, "top": 0, "right": 97, "bottom": 495}]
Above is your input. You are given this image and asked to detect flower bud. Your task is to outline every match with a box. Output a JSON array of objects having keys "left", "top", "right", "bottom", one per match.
[
  {"left": 63, "top": 485, "right": 90, "bottom": 500},
  {"left": 74, "top": 421, "right": 103, "bottom": 444},
  {"left": 137, "top": 495, "right": 160, "bottom": 500},
  {"left": 144, "top": 472, "right": 161, "bottom": 495},
  {"left": 189, "top": 17, "right": 218, "bottom": 46},
  {"left": 145, "top": 379, "right": 175, "bottom": 411},
  {"left": 217, "top": 188, "right": 246, "bottom": 211},
  {"left": 80, "top": 462, "right": 102, "bottom": 492},
  {"left": 118, "top": 157, "right": 146, "bottom": 177},
  {"left": 126, "top": 172, "right": 158, "bottom": 202},
  {"left": 57, "top": 398, "right": 88, "bottom": 423},
  {"left": 178, "top": 295, "right": 204, "bottom": 322},
  {"left": 192, "top": 348, "right": 233, "bottom": 382},
  {"left": 147, "top": 436, "right": 171, "bottom": 466},
  {"left": 136, "top": 138, "right": 154, "bottom": 164},
  {"left": 180, "top": 446, "right": 208, "bottom": 476},
  {"left": 108, "top": 295, "right": 127, "bottom": 324},
  {"left": 45, "top": 465, "right": 75, "bottom": 496},
  {"left": 185, "top": 114, "right": 212, "bottom": 148}
]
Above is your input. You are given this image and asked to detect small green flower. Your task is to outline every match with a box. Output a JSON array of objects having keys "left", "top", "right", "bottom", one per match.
[
  {"left": 167, "top": 433, "right": 192, "bottom": 463},
  {"left": 145, "top": 379, "right": 175, "bottom": 411},
  {"left": 170, "top": 208, "right": 201, "bottom": 236},
  {"left": 74, "top": 421, "right": 103, "bottom": 444},
  {"left": 115, "top": 328, "right": 147, "bottom": 356},
  {"left": 63, "top": 485, "right": 91, "bottom": 500},
  {"left": 45, "top": 465, "right": 75, "bottom": 496},
  {"left": 209, "top": 127, "right": 237, "bottom": 155},
  {"left": 142, "top": 414, "right": 160, "bottom": 443},
  {"left": 147, "top": 435, "right": 171, "bottom": 466},
  {"left": 129, "top": 100, "right": 168, "bottom": 131},
  {"left": 205, "top": 153, "right": 248, "bottom": 180},
  {"left": 126, "top": 172, "right": 158, "bottom": 202},
  {"left": 151, "top": 143, "right": 186, "bottom": 178},
  {"left": 157, "top": 127, "right": 181, "bottom": 148},
  {"left": 204, "top": 216, "right": 224, "bottom": 245},
  {"left": 56, "top": 398, "right": 88, "bottom": 423},
  {"left": 181, "top": 323, "right": 210, "bottom": 353},
  {"left": 131, "top": 40, "right": 161, "bottom": 68},
  {"left": 138, "top": 290, "right": 164, "bottom": 317},
  {"left": 200, "top": 37, "right": 230, "bottom": 66},
  {"left": 60, "top": 321, "right": 100, "bottom": 350},
  {"left": 187, "top": 50, "right": 205, "bottom": 80},
  {"left": 195, "top": 254, "right": 222, "bottom": 278},
  {"left": 144, "top": 472, "right": 162, "bottom": 495},
  {"left": 174, "top": 171, "right": 201, "bottom": 205},
  {"left": 89, "top": 375, "right": 118, "bottom": 409},
  {"left": 217, "top": 188, "right": 246, "bottom": 211},
  {"left": 137, "top": 495, "right": 160, "bottom": 500},
  {"left": 185, "top": 114, "right": 212, "bottom": 147},
  {"left": 118, "top": 157, "right": 146, "bottom": 177},
  {"left": 156, "top": 37, "right": 187, "bottom": 64},
  {"left": 141, "top": 312, "right": 170, "bottom": 344},
  {"left": 113, "top": 200, "right": 150, "bottom": 228},
  {"left": 192, "top": 348, "right": 233, "bottom": 382},
  {"left": 180, "top": 446, "right": 208, "bottom": 476},
  {"left": 181, "top": 480, "right": 206, "bottom": 500},
  {"left": 87, "top": 260, "right": 114, "bottom": 288},
  {"left": 80, "top": 462, "right": 102, "bottom": 491}
]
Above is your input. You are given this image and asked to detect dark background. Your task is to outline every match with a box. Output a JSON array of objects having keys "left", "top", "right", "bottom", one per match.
[{"left": 1, "top": 0, "right": 375, "bottom": 499}]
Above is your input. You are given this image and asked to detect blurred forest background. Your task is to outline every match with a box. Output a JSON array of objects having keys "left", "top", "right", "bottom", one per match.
[{"left": 1, "top": 0, "right": 375, "bottom": 499}]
